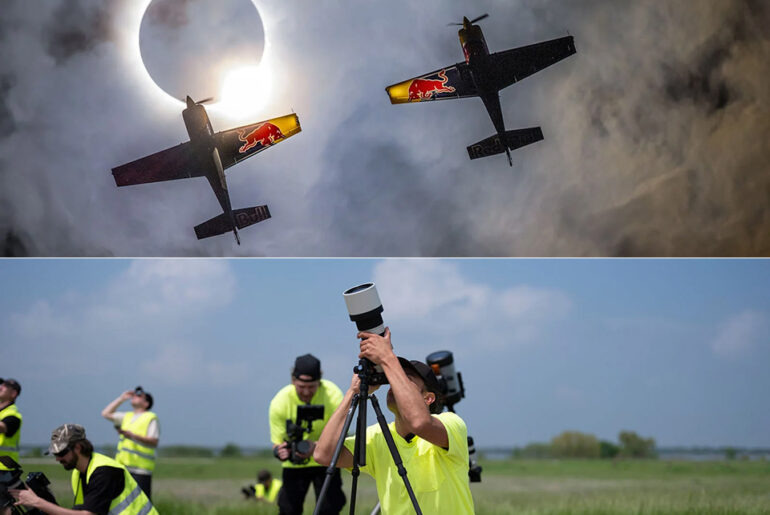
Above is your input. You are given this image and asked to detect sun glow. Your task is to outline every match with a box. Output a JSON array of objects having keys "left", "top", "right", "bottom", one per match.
[
  {"left": 119, "top": 0, "right": 273, "bottom": 118},
  {"left": 214, "top": 64, "right": 272, "bottom": 120}
]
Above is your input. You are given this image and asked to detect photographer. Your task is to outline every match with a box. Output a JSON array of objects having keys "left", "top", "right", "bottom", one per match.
[
  {"left": 269, "top": 354, "right": 346, "bottom": 515},
  {"left": 0, "top": 379, "right": 22, "bottom": 473},
  {"left": 243, "top": 469, "right": 282, "bottom": 503},
  {"left": 100, "top": 387, "right": 159, "bottom": 499},
  {"left": 11, "top": 424, "right": 157, "bottom": 515},
  {"left": 314, "top": 329, "right": 475, "bottom": 514}
]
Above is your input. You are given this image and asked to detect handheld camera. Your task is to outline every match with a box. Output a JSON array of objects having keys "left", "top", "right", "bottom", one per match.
[
  {"left": 425, "top": 351, "right": 482, "bottom": 483},
  {"left": 285, "top": 404, "right": 324, "bottom": 465},
  {"left": 0, "top": 457, "right": 57, "bottom": 515},
  {"left": 344, "top": 283, "right": 388, "bottom": 385}
]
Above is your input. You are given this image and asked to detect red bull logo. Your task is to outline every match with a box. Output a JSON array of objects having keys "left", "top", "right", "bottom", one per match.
[
  {"left": 408, "top": 69, "right": 456, "bottom": 101},
  {"left": 237, "top": 123, "right": 285, "bottom": 153}
]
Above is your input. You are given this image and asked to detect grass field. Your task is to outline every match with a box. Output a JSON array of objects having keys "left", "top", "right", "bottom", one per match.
[{"left": 18, "top": 456, "right": 770, "bottom": 514}]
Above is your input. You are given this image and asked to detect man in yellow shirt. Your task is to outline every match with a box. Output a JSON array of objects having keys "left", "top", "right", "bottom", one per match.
[
  {"left": 101, "top": 386, "right": 159, "bottom": 499},
  {"left": 269, "top": 354, "right": 346, "bottom": 514},
  {"left": 0, "top": 378, "right": 23, "bottom": 471},
  {"left": 11, "top": 423, "right": 157, "bottom": 515},
  {"left": 314, "top": 329, "right": 475, "bottom": 515},
  {"left": 255, "top": 469, "right": 282, "bottom": 503}
]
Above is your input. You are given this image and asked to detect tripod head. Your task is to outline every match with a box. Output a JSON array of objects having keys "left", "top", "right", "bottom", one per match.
[{"left": 353, "top": 358, "right": 387, "bottom": 387}]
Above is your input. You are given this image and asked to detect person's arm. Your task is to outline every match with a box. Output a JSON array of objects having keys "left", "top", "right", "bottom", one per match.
[
  {"left": 268, "top": 392, "right": 292, "bottom": 461},
  {"left": 359, "top": 328, "right": 449, "bottom": 448},
  {"left": 313, "top": 374, "right": 363, "bottom": 468},
  {"left": 101, "top": 391, "right": 132, "bottom": 421},
  {"left": 116, "top": 430, "right": 158, "bottom": 448},
  {"left": 0, "top": 416, "right": 20, "bottom": 437},
  {"left": 11, "top": 487, "right": 96, "bottom": 515}
]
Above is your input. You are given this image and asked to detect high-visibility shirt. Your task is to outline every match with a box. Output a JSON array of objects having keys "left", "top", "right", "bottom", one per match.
[
  {"left": 71, "top": 452, "right": 158, "bottom": 515},
  {"left": 344, "top": 411, "right": 475, "bottom": 515},
  {"left": 0, "top": 403, "right": 22, "bottom": 471},
  {"left": 269, "top": 379, "right": 343, "bottom": 468},
  {"left": 255, "top": 478, "right": 282, "bottom": 502},
  {"left": 116, "top": 411, "right": 157, "bottom": 473}
]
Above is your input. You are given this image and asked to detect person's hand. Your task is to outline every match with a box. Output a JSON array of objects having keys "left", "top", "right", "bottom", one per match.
[
  {"left": 295, "top": 440, "right": 316, "bottom": 460},
  {"left": 349, "top": 372, "right": 380, "bottom": 395},
  {"left": 358, "top": 327, "right": 394, "bottom": 366},
  {"left": 118, "top": 429, "right": 136, "bottom": 440},
  {"left": 11, "top": 485, "right": 41, "bottom": 509},
  {"left": 273, "top": 442, "right": 290, "bottom": 461},
  {"left": 120, "top": 390, "right": 134, "bottom": 401}
]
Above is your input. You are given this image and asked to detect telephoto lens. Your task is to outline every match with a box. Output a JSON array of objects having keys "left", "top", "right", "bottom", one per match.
[
  {"left": 343, "top": 283, "right": 385, "bottom": 335},
  {"left": 344, "top": 283, "right": 389, "bottom": 384}
]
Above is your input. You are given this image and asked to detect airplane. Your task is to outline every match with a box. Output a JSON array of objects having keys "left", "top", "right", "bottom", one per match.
[
  {"left": 111, "top": 96, "right": 301, "bottom": 244},
  {"left": 385, "top": 14, "right": 576, "bottom": 166}
]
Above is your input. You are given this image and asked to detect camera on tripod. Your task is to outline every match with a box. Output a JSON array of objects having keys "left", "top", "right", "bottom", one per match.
[
  {"left": 0, "top": 457, "right": 57, "bottom": 515},
  {"left": 344, "top": 283, "right": 389, "bottom": 385},
  {"left": 285, "top": 404, "right": 324, "bottom": 465},
  {"left": 426, "top": 351, "right": 483, "bottom": 483}
]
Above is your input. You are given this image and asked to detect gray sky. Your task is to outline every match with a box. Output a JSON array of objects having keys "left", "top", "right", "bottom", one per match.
[
  {"left": 3, "top": 259, "right": 769, "bottom": 449},
  {"left": 1, "top": 0, "right": 768, "bottom": 256}
]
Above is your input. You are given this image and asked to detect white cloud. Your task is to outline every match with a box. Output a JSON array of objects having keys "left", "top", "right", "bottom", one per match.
[
  {"left": 140, "top": 342, "right": 248, "bottom": 387},
  {"left": 7, "top": 260, "right": 237, "bottom": 370},
  {"left": 373, "top": 260, "right": 571, "bottom": 346},
  {"left": 711, "top": 310, "right": 768, "bottom": 357}
]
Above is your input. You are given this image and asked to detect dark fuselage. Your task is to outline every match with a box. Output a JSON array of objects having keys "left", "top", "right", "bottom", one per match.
[
  {"left": 181, "top": 100, "right": 236, "bottom": 231},
  {"left": 459, "top": 19, "right": 507, "bottom": 135}
]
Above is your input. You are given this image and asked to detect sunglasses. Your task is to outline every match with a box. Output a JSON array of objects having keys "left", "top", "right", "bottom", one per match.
[{"left": 53, "top": 447, "right": 70, "bottom": 458}]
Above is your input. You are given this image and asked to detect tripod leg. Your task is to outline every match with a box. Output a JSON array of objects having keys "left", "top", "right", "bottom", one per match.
[
  {"left": 369, "top": 395, "right": 423, "bottom": 515},
  {"left": 313, "top": 394, "right": 359, "bottom": 515}
]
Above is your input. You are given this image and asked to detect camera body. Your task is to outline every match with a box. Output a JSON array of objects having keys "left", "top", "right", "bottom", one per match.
[
  {"left": 0, "top": 458, "right": 57, "bottom": 515},
  {"left": 240, "top": 485, "right": 256, "bottom": 499},
  {"left": 284, "top": 404, "right": 324, "bottom": 465}
]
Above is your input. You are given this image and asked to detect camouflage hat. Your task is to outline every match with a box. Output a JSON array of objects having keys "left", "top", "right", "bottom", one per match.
[{"left": 47, "top": 424, "right": 86, "bottom": 455}]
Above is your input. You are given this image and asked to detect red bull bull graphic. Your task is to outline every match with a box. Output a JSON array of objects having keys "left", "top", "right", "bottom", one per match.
[
  {"left": 408, "top": 69, "right": 456, "bottom": 101},
  {"left": 237, "top": 122, "right": 285, "bottom": 153}
]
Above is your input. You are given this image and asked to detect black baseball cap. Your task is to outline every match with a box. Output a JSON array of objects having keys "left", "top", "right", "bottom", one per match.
[
  {"left": 134, "top": 386, "right": 153, "bottom": 410},
  {"left": 397, "top": 357, "right": 443, "bottom": 414},
  {"left": 0, "top": 378, "right": 21, "bottom": 396},
  {"left": 293, "top": 354, "right": 321, "bottom": 381}
]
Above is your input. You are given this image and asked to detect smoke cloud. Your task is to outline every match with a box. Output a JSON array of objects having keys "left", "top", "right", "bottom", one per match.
[{"left": 1, "top": 0, "right": 767, "bottom": 255}]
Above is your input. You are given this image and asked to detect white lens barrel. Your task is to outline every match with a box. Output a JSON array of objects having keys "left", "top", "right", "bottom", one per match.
[{"left": 344, "top": 283, "right": 385, "bottom": 335}]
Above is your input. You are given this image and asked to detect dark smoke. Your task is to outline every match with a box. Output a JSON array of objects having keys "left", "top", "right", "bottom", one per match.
[
  {"left": 144, "top": 0, "right": 194, "bottom": 29},
  {"left": 44, "top": 0, "right": 115, "bottom": 65},
  {"left": 0, "top": 0, "right": 768, "bottom": 256}
]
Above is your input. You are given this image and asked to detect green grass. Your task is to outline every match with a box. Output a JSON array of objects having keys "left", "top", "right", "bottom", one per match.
[{"left": 18, "top": 457, "right": 770, "bottom": 514}]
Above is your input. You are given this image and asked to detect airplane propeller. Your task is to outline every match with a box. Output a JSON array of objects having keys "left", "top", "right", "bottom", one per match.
[
  {"left": 448, "top": 13, "right": 489, "bottom": 26},
  {"left": 185, "top": 95, "right": 214, "bottom": 108}
]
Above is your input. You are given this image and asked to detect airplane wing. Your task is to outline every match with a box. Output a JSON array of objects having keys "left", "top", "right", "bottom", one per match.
[
  {"left": 490, "top": 35, "right": 576, "bottom": 91},
  {"left": 215, "top": 113, "right": 301, "bottom": 170},
  {"left": 386, "top": 63, "right": 477, "bottom": 104},
  {"left": 112, "top": 141, "right": 204, "bottom": 187}
]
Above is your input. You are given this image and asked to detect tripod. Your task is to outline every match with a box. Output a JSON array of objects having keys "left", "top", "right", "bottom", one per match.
[{"left": 313, "top": 359, "right": 422, "bottom": 515}]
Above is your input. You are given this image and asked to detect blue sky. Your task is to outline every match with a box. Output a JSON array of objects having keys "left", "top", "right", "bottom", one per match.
[{"left": 2, "top": 259, "right": 768, "bottom": 449}]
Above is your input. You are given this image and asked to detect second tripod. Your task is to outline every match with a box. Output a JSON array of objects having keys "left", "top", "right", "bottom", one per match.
[{"left": 313, "top": 358, "right": 422, "bottom": 515}]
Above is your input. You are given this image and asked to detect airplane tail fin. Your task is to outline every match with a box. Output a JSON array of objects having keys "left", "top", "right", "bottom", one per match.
[
  {"left": 194, "top": 205, "right": 271, "bottom": 241},
  {"left": 467, "top": 127, "right": 544, "bottom": 164}
]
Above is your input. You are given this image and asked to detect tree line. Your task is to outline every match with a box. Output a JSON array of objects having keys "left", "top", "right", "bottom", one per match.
[{"left": 513, "top": 430, "right": 657, "bottom": 459}]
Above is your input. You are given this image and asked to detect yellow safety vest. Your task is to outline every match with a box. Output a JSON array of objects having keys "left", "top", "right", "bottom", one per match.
[
  {"left": 0, "top": 403, "right": 22, "bottom": 471},
  {"left": 255, "top": 478, "right": 282, "bottom": 502},
  {"left": 115, "top": 412, "right": 157, "bottom": 473},
  {"left": 71, "top": 452, "right": 158, "bottom": 515}
]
